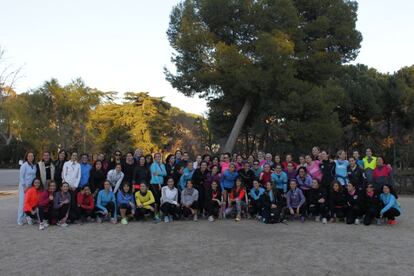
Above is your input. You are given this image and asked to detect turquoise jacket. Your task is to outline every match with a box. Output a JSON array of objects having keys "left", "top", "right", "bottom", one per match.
[
  {"left": 271, "top": 171, "right": 288, "bottom": 193},
  {"left": 150, "top": 161, "right": 167, "bottom": 185},
  {"left": 179, "top": 167, "right": 194, "bottom": 191},
  {"left": 380, "top": 193, "right": 401, "bottom": 215},
  {"left": 96, "top": 190, "right": 117, "bottom": 217}
]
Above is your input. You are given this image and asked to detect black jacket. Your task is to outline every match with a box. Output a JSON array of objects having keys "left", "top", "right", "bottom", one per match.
[
  {"left": 262, "top": 188, "right": 286, "bottom": 209},
  {"left": 320, "top": 160, "right": 335, "bottom": 187},
  {"left": 132, "top": 165, "right": 150, "bottom": 185},
  {"left": 308, "top": 187, "right": 327, "bottom": 206},
  {"left": 361, "top": 192, "right": 381, "bottom": 212},
  {"left": 122, "top": 161, "right": 136, "bottom": 184},
  {"left": 88, "top": 169, "right": 106, "bottom": 192},
  {"left": 237, "top": 168, "right": 256, "bottom": 190},
  {"left": 329, "top": 190, "right": 347, "bottom": 210},
  {"left": 191, "top": 168, "right": 209, "bottom": 190},
  {"left": 347, "top": 165, "right": 366, "bottom": 191}
]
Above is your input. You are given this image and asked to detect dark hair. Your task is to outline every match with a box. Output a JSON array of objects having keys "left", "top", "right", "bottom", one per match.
[
  {"left": 297, "top": 166, "right": 307, "bottom": 174},
  {"left": 82, "top": 185, "right": 90, "bottom": 190},
  {"left": 175, "top": 150, "right": 182, "bottom": 155},
  {"left": 166, "top": 154, "right": 174, "bottom": 164},
  {"left": 331, "top": 180, "right": 343, "bottom": 192},
  {"left": 24, "top": 151, "right": 35, "bottom": 163},
  {"left": 382, "top": 184, "right": 398, "bottom": 198},
  {"left": 81, "top": 153, "right": 88, "bottom": 158},
  {"left": 31, "top": 178, "right": 44, "bottom": 190},
  {"left": 58, "top": 149, "right": 68, "bottom": 161}
]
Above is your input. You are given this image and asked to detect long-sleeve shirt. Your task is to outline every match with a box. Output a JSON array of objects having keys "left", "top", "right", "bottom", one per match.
[
  {"left": 96, "top": 190, "right": 116, "bottom": 216},
  {"left": 135, "top": 190, "right": 155, "bottom": 209},
  {"left": 77, "top": 192, "right": 94, "bottom": 210},
  {"left": 286, "top": 188, "right": 305, "bottom": 209},
  {"left": 161, "top": 186, "right": 178, "bottom": 205},
  {"left": 271, "top": 171, "right": 288, "bottom": 193},
  {"left": 117, "top": 191, "right": 135, "bottom": 210},
  {"left": 220, "top": 170, "right": 238, "bottom": 191},
  {"left": 150, "top": 162, "right": 167, "bottom": 185},
  {"left": 62, "top": 161, "right": 81, "bottom": 189},
  {"left": 53, "top": 191, "right": 71, "bottom": 209},
  {"left": 107, "top": 169, "right": 124, "bottom": 193},
  {"left": 249, "top": 187, "right": 265, "bottom": 201},
  {"left": 19, "top": 162, "right": 37, "bottom": 189},
  {"left": 306, "top": 160, "right": 322, "bottom": 182},
  {"left": 380, "top": 193, "right": 401, "bottom": 215},
  {"left": 229, "top": 187, "right": 246, "bottom": 201},
  {"left": 179, "top": 168, "right": 194, "bottom": 191},
  {"left": 296, "top": 175, "right": 313, "bottom": 191},
  {"left": 334, "top": 160, "right": 349, "bottom": 185},
  {"left": 79, "top": 163, "right": 92, "bottom": 188},
  {"left": 181, "top": 188, "right": 199, "bottom": 206},
  {"left": 23, "top": 187, "right": 40, "bottom": 212}
]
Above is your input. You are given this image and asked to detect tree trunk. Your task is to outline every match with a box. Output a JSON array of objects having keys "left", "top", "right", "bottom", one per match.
[{"left": 223, "top": 99, "right": 252, "bottom": 153}]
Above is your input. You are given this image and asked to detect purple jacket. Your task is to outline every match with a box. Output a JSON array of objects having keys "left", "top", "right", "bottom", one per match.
[
  {"left": 204, "top": 172, "right": 221, "bottom": 191},
  {"left": 296, "top": 175, "right": 313, "bottom": 190},
  {"left": 286, "top": 188, "right": 306, "bottom": 209}
]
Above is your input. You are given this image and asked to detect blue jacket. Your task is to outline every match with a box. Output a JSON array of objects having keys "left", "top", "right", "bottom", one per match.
[
  {"left": 150, "top": 162, "right": 167, "bottom": 185},
  {"left": 117, "top": 191, "right": 135, "bottom": 207},
  {"left": 79, "top": 163, "right": 92, "bottom": 188},
  {"left": 271, "top": 171, "right": 288, "bottom": 193},
  {"left": 286, "top": 188, "right": 306, "bottom": 209},
  {"left": 249, "top": 187, "right": 265, "bottom": 200},
  {"left": 220, "top": 170, "right": 238, "bottom": 191},
  {"left": 380, "top": 193, "right": 401, "bottom": 215},
  {"left": 96, "top": 190, "right": 117, "bottom": 216},
  {"left": 19, "top": 162, "right": 37, "bottom": 189},
  {"left": 179, "top": 167, "right": 194, "bottom": 191}
]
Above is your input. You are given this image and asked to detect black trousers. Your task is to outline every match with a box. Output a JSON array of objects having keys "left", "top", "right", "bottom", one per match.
[
  {"left": 249, "top": 198, "right": 263, "bottom": 216},
  {"left": 309, "top": 203, "right": 329, "bottom": 219},
  {"left": 97, "top": 202, "right": 115, "bottom": 218},
  {"left": 363, "top": 207, "right": 380, "bottom": 225},
  {"left": 25, "top": 207, "right": 46, "bottom": 222},
  {"left": 262, "top": 206, "right": 287, "bottom": 223},
  {"left": 331, "top": 207, "right": 346, "bottom": 219},
  {"left": 55, "top": 203, "right": 70, "bottom": 221},
  {"left": 346, "top": 206, "right": 363, "bottom": 224},
  {"left": 69, "top": 189, "right": 80, "bottom": 221},
  {"left": 79, "top": 207, "right": 94, "bottom": 219},
  {"left": 205, "top": 200, "right": 220, "bottom": 218},
  {"left": 290, "top": 205, "right": 306, "bottom": 216},
  {"left": 383, "top": 208, "right": 400, "bottom": 220},
  {"left": 160, "top": 202, "right": 180, "bottom": 219},
  {"left": 197, "top": 186, "right": 206, "bottom": 215},
  {"left": 135, "top": 206, "right": 155, "bottom": 220},
  {"left": 182, "top": 202, "right": 198, "bottom": 217},
  {"left": 150, "top": 185, "right": 161, "bottom": 207}
]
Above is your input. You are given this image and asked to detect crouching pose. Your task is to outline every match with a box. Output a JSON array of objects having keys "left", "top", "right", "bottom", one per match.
[
  {"left": 96, "top": 180, "right": 117, "bottom": 224},
  {"left": 117, "top": 182, "right": 135, "bottom": 225},
  {"left": 262, "top": 181, "right": 287, "bottom": 224},
  {"left": 308, "top": 179, "right": 329, "bottom": 224},
  {"left": 181, "top": 180, "right": 199, "bottom": 221},
  {"left": 77, "top": 186, "right": 95, "bottom": 222},
  {"left": 135, "top": 183, "right": 157, "bottom": 221},
  {"left": 225, "top": 178, "right": 246, "bottom": 222},
  {"left": 205, "top": 180, "right": 222, "bottom": 222},
  {"left": 249, "top": 180, "right": 265, "bottom": 219},
  {"left": 361, "top": 183, "right": 381, "bottom": 225},
  {"left": 24, "top": 178, "right": 47, "bottom": 230},
  {"left": 286, "top": 180, "right": 306, "bottom": 222},
  {"left": 329, "top": 181, "right": 347, "bottom": 222},
  {"left": 38, "top": 180, "right": 57, "bottom": 226},
  {"left": 380, "top": 184, "right": 401, "bottom": 225},
  {"left": 345, "top": 182, "right": 363, "bottom": 225},
  {"left": 53, "top": 182, "right": 71, "bottom": 227},
  {"left": 160, "top": 178, "right": 181, "bottom": 223}
]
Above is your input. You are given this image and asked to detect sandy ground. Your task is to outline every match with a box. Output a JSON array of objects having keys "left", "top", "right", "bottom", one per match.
[{"left": 0, "top": 195, "right": 413, "bottom": 276}]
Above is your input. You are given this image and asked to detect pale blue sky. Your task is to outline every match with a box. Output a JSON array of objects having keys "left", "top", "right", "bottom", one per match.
[{"left": 1, "top": 0, "right": 413, "bottom": 114}]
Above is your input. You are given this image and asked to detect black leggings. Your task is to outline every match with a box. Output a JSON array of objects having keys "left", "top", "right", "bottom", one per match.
[
  {"left": 346, "top": 206, "right": 363, "bottom": 224},
  {"left": 160, "top": 202, "right": 180, "bottom": 219},
  {"left": 97, "top": 202, "right": 116, "bottom": 218},
  {"left": 25, "top": 207, "right": 46, "bottom": 222},
  {"left": 331, "top": 207, "right": 346, "bottom": 219},
  {"left": 363, "top": 207, "right": 380, "bottom": 225},
  {"left": 79, "top": 207, "right": 94, "bottom": 219},
  {"left": 382, "top": 208, "right": 400, "bottom": 220},
  {"left": 197, "top": 186, "right": 206, "bottom": 215},
  {"left": 55, "top": 203, "right": 70, "bottom": 221},
  {"left": 262, "top": 206, "right": 287, "bottom": 223},
  {"left": 150, "top": 185, "right": 161, "bottom": 207},
  {"left": 205, "top": 200, "right": 220, "bottom": 218},
  {"left": 309, "top": 203, "right": 329, "bottom": 219},
  {"left": 135, "top": 207, "right": 155, "bottom": 220},
  {"left": 182, "top": 202, "right": 198, "bottom": 217},
  {"left": 249, "top": 199, "right": 263, "bottom": 216}
]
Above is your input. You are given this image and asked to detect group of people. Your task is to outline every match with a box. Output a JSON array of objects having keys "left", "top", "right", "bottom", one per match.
[{"left": 17, "top": 147, "right": 402, "bottom": 230}]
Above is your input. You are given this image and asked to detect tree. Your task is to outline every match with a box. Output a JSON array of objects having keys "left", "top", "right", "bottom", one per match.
[{"left": 166, "top": 0, "right": 362, "bottom": 152}]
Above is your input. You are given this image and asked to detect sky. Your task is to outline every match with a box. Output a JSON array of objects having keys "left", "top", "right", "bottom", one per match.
[{"left": 0, "top": 0, "right": 413, "bottom": 115}]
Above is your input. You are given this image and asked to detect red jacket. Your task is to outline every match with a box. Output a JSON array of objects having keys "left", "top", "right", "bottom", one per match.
[
  {"left": 77, "top": 192, "right": 94, "bottom": 210},
  {"left": 24, "top": 187, "right": 40, "bottom": 212},
  {"left": 230, "top": 187, "right": 246, "bottom": 201},
  {"left": 38, "top": 191, "right": 52, "bottom": 207}
]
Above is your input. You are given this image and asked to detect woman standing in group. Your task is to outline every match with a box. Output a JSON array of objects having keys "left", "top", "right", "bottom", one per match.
[
  {"left": 191, "top": 161, "right": 208, "bottom": 216},
  {"left": 220, "top": 163, "right": 238, "bottom": 207},
  {"left": 150, "top": 153, "right": 166, "bottom": 212},
  {"left": 88, "top": 160, "right": 106, "bottom": 194},
  {"left": 107, "top": 163, "right": 124, "bottom": 193},
  {"left": 17, "top": 151, "right": 37, "bottom": 225},
  {"left": 259, "top": 164, "right": 272, "bottom": 186},
  {"left": 132, "top": 156, "right": 150, "bottom": 191},
  {"left": 372, "top": 157, "right": 393, "bottom": 192},
  {"left": 335, "top": 150, "right": 349, "bottom": 186},
  {"left": 54, "top": 150, "right": 67, "bottom": 188},
  {"left": 305, "top": 155, "right": 322, "bottom": 183},
  {"left": 165, "top": 154, "right": 176, "bottom": 183},
  {"left": 122, "top": 152, "right": 136, "bottom": 185}
]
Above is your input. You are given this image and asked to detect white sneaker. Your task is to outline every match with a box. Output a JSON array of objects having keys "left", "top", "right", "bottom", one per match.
[
  {"left": 43, "top": 221, "right": 49, "bottom": 228},
  {"left": 193, "top": 214, "right": 198, "bottom": 222},
  {"left": 355, "top": 219, "right": 360, "bottom": 225},
  {"left": 315, "top": 216, "right": 321, "bottom": 222},
  {"left": 208, "top": 216, "right": 214, "bottom": 222},
  {"left": 322, "top": 218, "right": 327, "bottom": 224},
  {"left": 59, "top": 222, "right": 68, "bottom": 227},
  {"left": 164, "top": 216, "right": 170, "bottom": 223},
  {"left": 39, "top": 223, "right": 45, "bottom": 230},
  {"left": 26, "top": 217, "right": 34, "bottom": 225}
]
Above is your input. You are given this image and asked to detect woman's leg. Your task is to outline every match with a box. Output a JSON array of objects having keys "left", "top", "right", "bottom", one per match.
[
  {"left": 58, "top": 203, "right": 70, "bottom": 223},
  {"left": 106, "top": 202, "right": 115, "bottom": 219},
  {"left": 383, "top": 208, "right": 400, "bottom": 220},
  {"left": 119, "top": 203, "right": 128, "bottom": 219},
  {"left": 17, "top": 185, "right": 26, "bottom": 224}
]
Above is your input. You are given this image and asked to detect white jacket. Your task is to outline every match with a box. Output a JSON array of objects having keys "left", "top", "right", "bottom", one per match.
[
  {"left": 62, "top": 161, "right": 81, "bottom": 189},
  {"left": 107, "top": 169, "right": 124, "bottom": 193}
]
